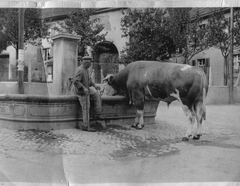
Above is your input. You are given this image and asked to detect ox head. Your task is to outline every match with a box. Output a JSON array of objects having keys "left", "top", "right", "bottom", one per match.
[
  {"left": 102, "top": 74, "right": 115, "bottom": 85},
  {"left": 102, "top": 74, "right": 119, "bottom": 96}
]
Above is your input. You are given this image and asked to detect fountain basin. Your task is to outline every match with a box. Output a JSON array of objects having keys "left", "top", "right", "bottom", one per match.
[{"left": 0, "top": 94, "right": 159, "bottom": 130}]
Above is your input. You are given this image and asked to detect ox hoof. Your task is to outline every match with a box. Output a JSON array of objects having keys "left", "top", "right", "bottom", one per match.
[
  {"left": 131, "top": 124, "right": 144, "bottom": 130},
  {"left": 136, "top": 125, "right": 144, "bottom": 130},
  {"left": 131, "top": 124, "right": 137, "bottom": 129},
  {"left": 193, "top": 134, "right": 202, "bottom": 140},
  {"left": 182, "top": 137, "right": 189, "bottom": 141}
]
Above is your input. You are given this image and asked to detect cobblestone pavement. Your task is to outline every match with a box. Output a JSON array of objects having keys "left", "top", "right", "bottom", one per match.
[
  {"left": 0, "top": 124, "right": 180, "bottom": 160},
  {"left": 0, "top": 104, "right": 240, "bottom": 162}
]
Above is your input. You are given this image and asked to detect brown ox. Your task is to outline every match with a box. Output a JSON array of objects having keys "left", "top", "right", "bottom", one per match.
[{"left": 103, "top": 61, "right": 208, "bottom": 141}]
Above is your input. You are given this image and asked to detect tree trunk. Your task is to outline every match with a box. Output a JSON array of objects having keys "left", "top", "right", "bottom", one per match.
[
  {"left": 15, "top": 45, "right": 19, "bottom": 78},
  {"left": 224, "top": 57, "right": 229, "bottom": 86},
  {"left": 184, "top": 57, "right": 188, "bottom": 64}
]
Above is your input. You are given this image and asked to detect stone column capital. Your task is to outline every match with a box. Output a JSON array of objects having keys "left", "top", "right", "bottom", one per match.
[{"left": 51, "top": 33, "right": 81, "bottom": 42}]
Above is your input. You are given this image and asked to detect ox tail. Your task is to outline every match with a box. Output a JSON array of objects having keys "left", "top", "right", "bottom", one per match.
[
  {"left": 202, "top": 70, "right": 208, "bottom": 121},
  {"left": 198, "top": 70, "right": 208, "bottom": 121},
  {"left": 191, "top": 68, "right": 208, "bottom": 122},
  {"left": 202, "top": 87, "right": 207, "bottom": 120}
]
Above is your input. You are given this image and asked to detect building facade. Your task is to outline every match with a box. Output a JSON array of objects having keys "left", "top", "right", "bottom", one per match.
[
  {"left": 189, "top": 8, "right": 240, "bottom": 86},
  {"left": 2, "top": 8, "right": 240, "bottom": 88}
]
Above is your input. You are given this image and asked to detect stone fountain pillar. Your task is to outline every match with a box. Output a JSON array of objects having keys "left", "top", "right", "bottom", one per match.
[{"left": 50, "top": 33, "right": 81, "bottom": 95}]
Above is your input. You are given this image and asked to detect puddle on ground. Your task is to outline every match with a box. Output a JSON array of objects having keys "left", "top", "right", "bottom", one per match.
[
  {"left": 105, "top": 125, "right": 179, "bottom": 159},
  {"left": 110, "top": 142, "right": 178, "bottom": 159},
  {"left": 188, "top": 139, "right": 240, "bottom": 149},
  {"left": 16, "top": 129, "right": 69, "bottom": 145}
]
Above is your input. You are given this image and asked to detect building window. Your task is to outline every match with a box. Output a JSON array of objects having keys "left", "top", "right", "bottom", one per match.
[
  {"left": 197, "top": 59, "right": 206, "bottom": 67},
  {"left": 199, "top": 23, "right": 206, "bottom": 29},
  {"left": 191, "top": 58, "right": 210, "bottom": 67},
  {"left": 233, "top": 54, "right": 240, "bottom": 73},
  {"left": 191, "top": 58, "right": 210, "bottom": 84},
  {"left": 43, "top": 48, "right": 51, "bottom": 61}
]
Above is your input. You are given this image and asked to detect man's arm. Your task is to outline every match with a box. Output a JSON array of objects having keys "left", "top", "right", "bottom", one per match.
[
  {"left": 73, "top": 71, "right": 84, "bottom": 89},
  {"left": 73, "top": 70, "right": 89, "bottom": 94},
  {"left": 90, "top": 78, "right": 101, "bottom": 90}
]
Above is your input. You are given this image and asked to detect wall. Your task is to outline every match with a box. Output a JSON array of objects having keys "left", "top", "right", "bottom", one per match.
[
  {"left": 6, "top": 44, "right": 37, "bottom": 67},
  {"left": 5, "top": 46, "right": 16, "bottom": 66},
  {"left": 92, "top": 9, "right": 128, "bottom": 55},
  {"left": 0, "top": 82, "right": 18, "bottom": 94},
  {"left": 5, "top": 43, "right": 48, "bottom": 82},
  {"left": 191, "top": 47, "right": 224, "bottom": 86},
  {"left": 0, "top": 82, "right": 53, "bottom": 96},
  {"left": 205, "top": 86, "right": 240, "bottom": 104}
]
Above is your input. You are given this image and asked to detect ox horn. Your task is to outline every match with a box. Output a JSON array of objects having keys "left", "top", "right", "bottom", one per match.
[{"left": 102, "top": 74, "right": 114, "bottom": 82}]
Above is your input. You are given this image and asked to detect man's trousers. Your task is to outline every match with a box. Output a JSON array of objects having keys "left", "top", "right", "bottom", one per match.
[{"left": 77, "top": 88, "right": 101, "bottom": 127}]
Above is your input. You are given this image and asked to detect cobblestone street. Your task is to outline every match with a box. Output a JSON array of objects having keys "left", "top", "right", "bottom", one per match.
[
  {"left": 0, "top": 103, "right": 240, "bottom": 185},
  {"left": 0, "top": 123, "right": 180, "bottom": 160}
]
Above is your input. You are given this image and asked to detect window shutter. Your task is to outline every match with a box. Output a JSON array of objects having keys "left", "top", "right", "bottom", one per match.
[
  {"left": 205, "top": 58, "right": 210, "bottom": 67},
  {"left": 37, "top": 47, "right": 43, "bottom": 63},
  {"left": 50, "top": 47, "right": 53, "bottom": 58},
  {"left": 192, "top": 60, "right": 196, "bottom": 66}
]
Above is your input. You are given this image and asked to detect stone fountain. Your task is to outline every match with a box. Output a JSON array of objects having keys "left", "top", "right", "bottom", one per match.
[{"left": 0, "top": 33, "right": 159, "bottom": 130}]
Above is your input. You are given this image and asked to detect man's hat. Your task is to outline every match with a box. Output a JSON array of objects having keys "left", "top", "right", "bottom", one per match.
[{"left": 82, "top": 56, "right": 93, "bottom": 60}]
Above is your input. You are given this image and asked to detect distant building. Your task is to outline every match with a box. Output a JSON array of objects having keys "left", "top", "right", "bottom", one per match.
[{"left": 189, "top": 8, "right": 240, "bottom": 86}]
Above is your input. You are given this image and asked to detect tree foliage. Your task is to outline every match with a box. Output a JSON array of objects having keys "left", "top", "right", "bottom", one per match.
[
  {"left": 0, "top": 8, "right": 49, "bottom": 53},
  {"left": 120, "top": 8, "right": 212, "bottom": 64},
  {"left": 167, "top": 8, "right": 190, "bottom": 54},
  {"left": 120, "top": 8, "right": 176, "bottom": 64},
  {"left": 208, "top": 8, "right": 240, "bottom": 57},
  {"left": 168, "top": 8, "right": 212, "bottom": 63},
  {"left": 207, "top": 8, "right": 240, "bottom": 84},
  {"left": 53, "top": 9, "right": 107, "bottom": 57}
]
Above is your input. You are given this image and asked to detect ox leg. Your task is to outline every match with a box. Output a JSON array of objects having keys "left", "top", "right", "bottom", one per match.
[
  {"left": 128, "top": 90, "right": 133, "bottom": 105},
  {"left": 132, "top": 110, "right": 144, "bottom": 129},
  {"left": 133, "top": 111, "right": 139, "bottom": 128},
  {"left": 193, "top": 88, "right": 207, "bottom": 140},
  {"left": 193, "top": 119, "right": 202, "bottom": 140},
  {"left": 193, "top": 102, "right": 205, "bottom": 140},
  {"left": 170, "top": 89, "right": 195, "bottom": 141},
  {"left": 131, "top": 92, "right": 145, "bottom": 130},
  {"left": 183, "top": 113, "right": 195, "bottom": 141},
  {"left": 137, "top": 110, "right": 144, "bottom": 129}
]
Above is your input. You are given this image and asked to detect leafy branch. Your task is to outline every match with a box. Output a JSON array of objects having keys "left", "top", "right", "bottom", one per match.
[{"left": 52, "top": 9, "right": 107, "bottom": 57}]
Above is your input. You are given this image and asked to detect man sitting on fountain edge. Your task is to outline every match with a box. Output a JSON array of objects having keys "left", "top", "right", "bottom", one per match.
[{"left": 73, "top": 56, "right": 102, "bottom": 132}]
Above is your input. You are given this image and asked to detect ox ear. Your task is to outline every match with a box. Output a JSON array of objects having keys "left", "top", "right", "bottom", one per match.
[{"left": 103, "top": 74, "right": 114, "bottom": 84}]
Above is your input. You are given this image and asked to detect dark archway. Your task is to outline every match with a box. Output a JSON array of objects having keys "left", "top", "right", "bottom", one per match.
[{"left": 93, "top": 41, "right": 119, "bottom": 83}]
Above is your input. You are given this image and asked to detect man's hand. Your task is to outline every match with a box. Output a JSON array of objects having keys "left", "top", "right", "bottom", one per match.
[
  {"left": 94, "top": 85, "right": 101, "bottom": 90},
  {"left": 83, "top": 87, "right": 89, "bottom": 95}
]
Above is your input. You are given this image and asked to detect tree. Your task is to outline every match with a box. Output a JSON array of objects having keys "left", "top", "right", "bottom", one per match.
[
  {"left": 167, "top": 8, "right": 211, "bottom": 64},
  {"left": 208, "top": 8, "right": 240, "bottom": 85},
  {"left": 120, "top": 8, "right": 176, "bottom": 64},
  {"left": 0, "top": 8, "right": 49, "bottom": 55},
  {"left": 53, "top": 9, "right": 107, "bottom": 58},
  {"left": 120, "top": 8, "right": 211, "bottom": 65}
]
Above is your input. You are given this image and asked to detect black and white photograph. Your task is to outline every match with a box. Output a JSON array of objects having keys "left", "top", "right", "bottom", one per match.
[{"left": 0, "top": 0, "right": 240, "bottom": 185}]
